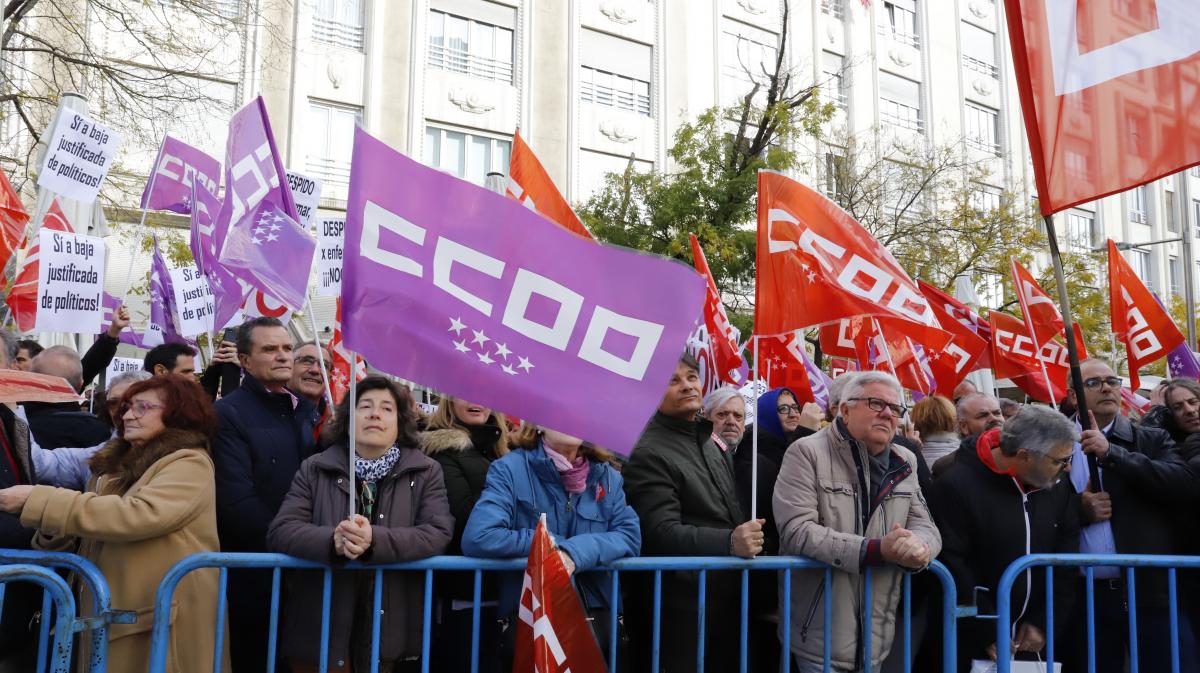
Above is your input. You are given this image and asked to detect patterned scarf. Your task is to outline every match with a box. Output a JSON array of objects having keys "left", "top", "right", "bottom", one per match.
[{"left": 354, "top": 445, "right": 401, "bottom": 484}]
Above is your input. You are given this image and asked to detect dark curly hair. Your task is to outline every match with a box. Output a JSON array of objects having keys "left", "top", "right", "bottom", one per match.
[{"left": 321, "top": 375, "right": 420, "bottom": 449}]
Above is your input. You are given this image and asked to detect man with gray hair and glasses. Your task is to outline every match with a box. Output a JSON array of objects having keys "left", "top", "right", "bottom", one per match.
[
  {"left": 927, "top": 404, "right": 1080, "bottom": 668},
  {"left": 774, "top": 371, "right": 940, "bottom": 672},
  {"left": 701, "top": 385, "right": 747, "bottom": 450}
]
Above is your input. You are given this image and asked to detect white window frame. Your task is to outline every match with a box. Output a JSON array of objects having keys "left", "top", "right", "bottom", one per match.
[
  {"left": 305, "top": 101, "right": 361, "bottom": 193},
  {"left": 821, "top": 0, "right": 845, "bottom": 20},
  {"left": 961, "top": 23, "right": 998, "bottom": 78},
  {"left": 427, "top": 9, "right": 515, "bottom": 84},
  {"left": 964, "top": 103, "right": 1000, "bottom": 155},
  {"left": 1129, "top": 185, "right": 1148, "bottom": 224},
  {"left": 312, "top": 0, "right": 365, "bottom": 51},
  {"left": 580, "top": 65, "right": 652, "bottom": 116},
  {"left": 879, "top": 0, "right": 920, "bottom": 49},
  {"left": 879, "top": 73, "right": 923, "bottom": 133},
  {"left": 1065, "top": 209, "right": 1096, "bottom": 252},
  {"left": 423, "top": 124, "right": 512, "bottom": 186},
  {"left": 822, "top": 52, "right": 848, "bottom": 111}
]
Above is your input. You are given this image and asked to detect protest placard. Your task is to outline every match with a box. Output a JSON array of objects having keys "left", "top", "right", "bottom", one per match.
[
  {"left": 316, "top": 216, "right": 344, "bottom": 296},
  {"left": 286, "top": 170, "right": 323, "bottom": 230},
  {"left": 105, "top": 357, "right": 142, "bottom": 382},
  {"left": 38, "top": 112, "right": 123, "bottom": 203},
  {"left": 169, "top": 265, "right": 215, "bottom": 337},
  {"left": 35, "top": 230, "right": 106, "bottom": 333}
]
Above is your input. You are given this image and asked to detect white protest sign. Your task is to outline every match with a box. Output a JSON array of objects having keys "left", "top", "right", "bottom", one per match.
[
  {"left": 169, "top": 265, "right": 215, "bottom": 337},
  {"left": 316, "top": 216, "right": 344, "bottom": 296},
  {"left": 105, "top": 357, "right": 142, "bottom": 382},
  {"left": 286, "top": 170, "right": 323, "bottom": 230},
  {"left": 38, "top": 112, "right": 123, "bottom": 203},
  {"left": 35, "top": 230, "right": 106, "bottom": 333}
]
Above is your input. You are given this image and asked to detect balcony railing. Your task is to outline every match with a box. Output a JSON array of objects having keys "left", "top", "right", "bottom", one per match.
[
  {"left": 427, "top": 43, "right": 514, "bottom": 84},
  {"left": 313, "top": 15, "right": 364, "bottom": 51},
  {"left": 963, "top": 55, "right": 999, "bottom": 79}
]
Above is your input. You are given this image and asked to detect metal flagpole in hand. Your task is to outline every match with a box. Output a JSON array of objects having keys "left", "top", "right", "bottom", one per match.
[
  {"left": 750, "top": 335, "right": 759, "bottom": 521},
  {"left": 303, "top": 293, "right": 335, "bottom": 416},
  {"left": 1042, "top": 213, "right": 1101, "bottom": 490},
  {"left": 348, "top": 357, "right": 358, "bottom": 519}
]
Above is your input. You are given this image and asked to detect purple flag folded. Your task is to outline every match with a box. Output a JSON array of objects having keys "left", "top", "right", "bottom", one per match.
[
  {"left": 140, "top": 136, "right": 221, "bottom": 214},
  {"left": 220, "top": 199, "right": 315, "bottom": 311},
  {"left": 191, "top": 181, "right": 247, "bottom": 330},
  {"left": 800, "top": 347, "right": 833, "bottom": 410},
  {"left": 342, "top": 128, "right": 706, "bottom": 456},
  {"left": 145, "top": 237, "right": 187, "bottom": 347},
  {"left": 1151, "top": 292, "right": 1200, "bottom": 380},
  {"left": 101, "top": 292, "right": 144, "bottom": 347}
]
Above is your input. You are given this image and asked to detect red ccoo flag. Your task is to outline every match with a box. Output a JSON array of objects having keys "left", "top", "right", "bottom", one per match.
[
  {"left": 512, "top": 515, "right": 606, "bottom": 673},
  {"left": 754, "top": 172, "right": 951, "bottom": 352},
  {"left": 758, "top": 330, "right": 818, "bottom": 403},
  {"left": 1010, "top": 258, "right": 1065, "bottom": 348},
  {"left": 507, "top": 130, "right": 594, "bottom": 241},
  {"left": 916, "top": 281, "right": 989, "bottom": 394},
  {"left": 1107, "top": 239, "right": 1186, "bottom": 390},
  {"left": 989, "top": 311, "right": 1071, "bottom": 402},
  {"left": 0, "top": 169, "right": 29, "bottom": 279},
  {"left": 690, "top": 234, "right": 745, "bottom": 385},
  {"left": 6, "top": 199, "right": 74, "bottom": 332},
  {"left": 1003, "top": 0, "right": 1200, "bottom": 214}
]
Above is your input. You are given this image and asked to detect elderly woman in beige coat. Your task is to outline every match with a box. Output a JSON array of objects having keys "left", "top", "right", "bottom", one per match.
[{"left": 0, "top": 375, "right": 227, "bottom": 673}]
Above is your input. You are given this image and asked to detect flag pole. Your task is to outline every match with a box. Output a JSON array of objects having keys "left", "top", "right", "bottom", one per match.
[
  {"left": 118, "top": 164, "right": 163, "bottom": 301},
  {"left": 750, "top": 335, "right": 759, "bottom": 521},
  {"left": 1042, "top": 213, "right": 1099, "bottom": 488},
  {"left": 304, "top": 293, "right": 334, "bottom": 415},
  {"left": 348, "top": 353, "right": 358, "bottom": 520}
]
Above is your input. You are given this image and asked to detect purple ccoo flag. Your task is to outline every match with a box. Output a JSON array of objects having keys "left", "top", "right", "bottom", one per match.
[
  {"left": 140, "top": 136, "right": 221, "bottom": 214},
  {"left": 220, "top": 199, "right": 315, "bottom": 311},
  {"left": 800, "top": 346, "right": 833, "bottom": 410},
  {"left": 145, "top": 236, "right": 187, "bottom": 347},
  {"left": 1150, "top": 292, "right": 1200, "bottom": 380},
  {"left": 101, "top": 292, "right": 145, "bottom": 347},
  {"left": 190, "top": 182, "right": 245, "bottom": 330},
  {"left": 341, "top": 128, "right": 706, "bottom": 456}
]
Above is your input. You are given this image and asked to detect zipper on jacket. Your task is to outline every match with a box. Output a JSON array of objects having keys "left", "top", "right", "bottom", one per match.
[
  {"left": 799, "top": 581, "right": 826, "bottom": 642},
  {"left": 1015, "top": 480, "right": 1033, "bottom": 628}
]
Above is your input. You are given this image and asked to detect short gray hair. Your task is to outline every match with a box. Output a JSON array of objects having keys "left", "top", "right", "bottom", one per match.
[
  {"left": 828, "top": 372, "right": 860, "bottom": 410},
  {"left": 956, "top": 392, "right": 997, "bottom": 421},
  {"left": 0, "top": 330, "right": 15, "bottom": 367},
  {"left": 32, "top": 345, "right": 83, "bottom": 390},
  {"left": 107, "top": 369, "right": 151, "bottom": 393},
  {"left": 841, "top": 371, "right": 903, "bottom": 408},
  {"left": 999, "top": 398, "right": 1021, "bottom": 415},
  {"left": 999, "top": 404, "right": 1078, "bottom": 457},
  {"left": 702, "top": 385, "right": 745, "bottom": 417}
]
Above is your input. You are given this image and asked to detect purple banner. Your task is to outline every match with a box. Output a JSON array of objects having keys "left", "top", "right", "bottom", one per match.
[
  {"left": 342, "top": 129, "right": 706, "bottom": 456},
  {"left": 101, "top": 292, "right": 144, "bottom": 347},
  {"left": 221, "top": 199, "right": 314, "bottom": 311},
  {"left": 800, "top": 347, "right": 832, "bottom": 410},
  {"left": 140, "top": 136, "right": 221, "bottom": 214},
  {"left": 191, "top": 182, "right": 246, "bottom": 331},
  {"left": 145, "top": 237, "right": 187, "bottom": 347}
]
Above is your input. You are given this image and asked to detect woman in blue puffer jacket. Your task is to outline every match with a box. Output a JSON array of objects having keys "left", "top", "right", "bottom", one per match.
[{"left": 462, "top": 423, "right": 640, "bottom": 664}]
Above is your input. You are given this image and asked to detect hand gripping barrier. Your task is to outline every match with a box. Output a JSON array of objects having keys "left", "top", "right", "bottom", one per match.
[
  {"left": 995, "top": 553, "right": 1200, "bottom": 673},
  {"left": 148, "top": 553, "right": 959, "bottom": 673},
  {"left": 0, "top": 564, "right": 79, "bottom": 673},
  {"left": 0, "top": 549, "right": 134, "bottom": 673}
]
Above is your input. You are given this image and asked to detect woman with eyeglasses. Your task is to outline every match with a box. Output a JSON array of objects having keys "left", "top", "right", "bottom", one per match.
[
  {"left": 733, "top": 386, "right": 824, "bottom": 672},
  {"left": 0, "top": 375, "right": 228, "bottom": 673}
]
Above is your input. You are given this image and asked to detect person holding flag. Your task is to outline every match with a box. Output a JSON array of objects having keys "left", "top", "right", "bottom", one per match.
[
  {"left": 267, "top": 376, "right": 452, "bottom": 673},
  {"left": 462, "top": 422, "right": 639, "bottom": 668}
]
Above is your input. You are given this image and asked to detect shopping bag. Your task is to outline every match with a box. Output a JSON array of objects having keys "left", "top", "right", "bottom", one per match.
[{"left": 970, "top": 659, "right": 1062, "bottom": 673}]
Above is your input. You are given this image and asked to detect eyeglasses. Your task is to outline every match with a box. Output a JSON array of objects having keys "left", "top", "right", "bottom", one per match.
[
  {"left": 1045, "top": 454, "right": 1073, "bottom": 470},
  {"left": 294, "top": 356, "right": 333, "bottom": 372},
  {"left": 1082, "top": 376, "right": 1122, "bottom": 390},
  {"left": 777, "top": 404, "right": 801, "bottom": 415},
  {"left": 123, "top": 400, "right": 165, "bottom": 419},
  {"left": 847, "top": 397, "right": 908, "bottom": 417}
]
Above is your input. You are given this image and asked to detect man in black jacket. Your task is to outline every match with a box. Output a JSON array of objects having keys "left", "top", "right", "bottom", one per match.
[
  {"left": 928, "top": 405, "right": 1080, "bottom": 668},
  {"left": 1063, "top": 359, "right": 1200, "bottom": 673},
  {"left": 624, "top": 354, "right": 764, "bottom": 673},
  {"left": 25, "top": 345, "right": 110, "bottom": 450},
  {"left": 0, "top": 330, "right": 39, "bottom": 672},
  {"left": 213, "top": 317, "right": 318, "bottom": 673}
]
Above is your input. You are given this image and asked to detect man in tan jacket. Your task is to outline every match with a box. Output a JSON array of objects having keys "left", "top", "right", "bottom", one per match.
[{"left": 774, "top": 371, "right": 941, "bottom": 673}]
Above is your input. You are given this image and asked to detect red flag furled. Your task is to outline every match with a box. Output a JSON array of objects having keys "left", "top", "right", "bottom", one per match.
[
  {"left": 0, "top": 370, "right": 81, "bottom": 404},
  {"left": 6, "top": 199, "right": 74, "bottom": 332},
  {"left": 852, "top": 319, "right": 933, "bottom": 395},
  {"left": 758, "top": 330, "right": 817, "bottom": 403},
  {"left": 1108, "top": 239, "right": 1186, "bottom": 390},
  {"left": 507, "top": 131, "right": 593, "bottom": 241},
  {"left": 690, "top": 234, "right": 744, "bottom": 385},
  {"left": 754, "top": 172, "right": 950, "bottom": 352},
  {"left": 989, "top": 311, "right": 1070, "bottom": 402},
  {"left": 819, "top": 319, "right": 858, "bottom": 359},
  {"left": 512, "top": 515, "right": 606, "bottom": 673},
  {"left": 1003, "top": 0, "right": 1200, "bottom": 214},
  {"left": 917, "top": 280, "right": 992, "bottom": 376},
  {"left": 0, "top": 169, "right": 29, "bottom": 278},
  {"left": 1010, "top": 258, "right": 1065, "bottom": 348},
  {"left": 329, "top": 298, "right": 366, "bottom": 405}
]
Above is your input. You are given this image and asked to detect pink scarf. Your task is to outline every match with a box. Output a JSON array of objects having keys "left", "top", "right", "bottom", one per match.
[{"left": 543, "top": 440, "right": 589, "bottom": 494}]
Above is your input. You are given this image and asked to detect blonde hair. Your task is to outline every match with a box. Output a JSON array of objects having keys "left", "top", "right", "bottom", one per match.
[
  {"left": 426, "top": 397, "right": 510, "bottom": 456},
  {"left": 511, "top": 423, "right": 618, "bottom": 467},
  {"left": 912, "top": 395, "right": 956, "bottom": 438}
]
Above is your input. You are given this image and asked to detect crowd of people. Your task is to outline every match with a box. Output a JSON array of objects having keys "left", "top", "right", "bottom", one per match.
[{"left": 1, "top": 313, "right": 1200, "bottom": 673}]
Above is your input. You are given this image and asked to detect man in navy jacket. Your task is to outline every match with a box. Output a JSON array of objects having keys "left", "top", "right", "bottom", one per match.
[{"left": 213, "top": 317, "right": 318, "bottom": 673}]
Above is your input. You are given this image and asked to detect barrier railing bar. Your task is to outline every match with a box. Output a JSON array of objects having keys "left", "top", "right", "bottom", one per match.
[
  {"left": 902, "top": 572, "right": 911, "bottom": 673},
  {"left": 36, "top": 586, "right": 51, "bottom": 673},
  {"left": 212, "top": 568, "right": 227, "bottom": 673},
  {"left": 0, "top": 564, "right": 78, "bottom": 673},
  {"left": 780, "top": 568, "right": 791, "bottom": 673},
  {"left": 1169, "top": 568, "right": 1179, "bottom": 673},
  {"left": 651, "top": 569, "right": 662, "bottom": 673},
  {"left": 470, "top": 569, "right": 481, "bottom": 673},
  {"left": 823, "top": 567, "right": 832, "bottom": 673},
  {"left": 268, "top": 568, "right": 281, "bottom": 673},
  {"left": 319, "top": 568, "right": 331, "bottom": 673},
  {"left": 696, "top": 568, "right": 706, "bottom": 673},
  {"left": 739, "top": 568, "right": 749, "bottom": 673},
  {"left": 608, "top": 570, "right": 619, "bottom": 673},
  {"left": 864, "top": 566, "right": 873, "bottom": 673},
  {"left": 1045, "top": 567, "right": 1054, "bottom": 673},
  {"left": 420, "top": 569, "right": 432, "bottom": 673},
  {"left": 1127, "top": 568, "right": 1138, "bottom": 673},
  {"left": 1085, "top": 566, "right": 1095, "bottom": 673},
  {"left": 370, "top": 569, "right": 383, "bottom": 673}
]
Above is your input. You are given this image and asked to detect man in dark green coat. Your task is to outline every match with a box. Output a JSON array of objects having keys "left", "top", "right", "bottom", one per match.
[{"left": 623, "top": 353, "right": 766, "bottom": 673}]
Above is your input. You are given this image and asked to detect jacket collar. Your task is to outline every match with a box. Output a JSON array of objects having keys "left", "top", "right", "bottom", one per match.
[
  {"left": 1106, "top": 414, "right": 1134, "bottom": 445},
  {"left": 312, "top": 442, "right": 428, "bottom": 479},
  {"left": 527, "top": 444, "right": 604, "bottom": 488},
  {"left": 241, "top": 373, "right": 314, "bottom": 415},
  {"left": 651, "top": 410, "right": 714, "bottom": 444}
]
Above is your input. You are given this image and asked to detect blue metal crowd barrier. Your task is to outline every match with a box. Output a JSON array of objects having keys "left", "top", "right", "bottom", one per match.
[
  {"left": 0, "top": 563, "right": 79, "bottom": 673},
  {"left": 995, "top": 553, "right": 1200, "bottom": 673},
  {"left": 147, "top": 552, "right": 958, "bottom": 673},
  {"left": 0, "top": 549, "right": 133, "bottom": 673}
]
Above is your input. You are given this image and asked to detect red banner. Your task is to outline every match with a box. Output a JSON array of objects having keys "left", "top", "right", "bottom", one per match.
[
  {"left": 1108, "top": 239, "right": 1186, "bottom": 390},
  {"left": 507, "top": 130, "right": 593, "bottom": 241},
  {"left": 989, "top": 311, "right": 1069, "bottom": 402},
  {"left": 1003, "top": 0, "right": 1200, "bottom": 214},
  {"left": 0, "top": 169, "right": 28, "bottom": 279},
  {"left": 758, "top": 331, "right": 816, "bottom": 403},
  {"left": 6, "top": 199, "right": 74, "bottom": 332},
  {"left": 512, "top": 517, "right": 606, "bottom": 673},
  {"left": 690, "top": 234, "right": 744, "bottom": 385},
  {"left": 916, "top": 281, "right": 990, "bottom": 394},
  {"left": 754, "top": 172, "right": 949, "bottom": 352},
  {"left": 1010, "top": 258, "right": 1065, "bottom": 348}
]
